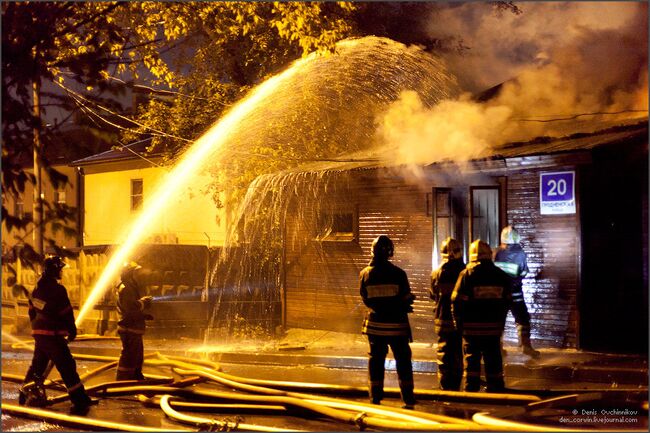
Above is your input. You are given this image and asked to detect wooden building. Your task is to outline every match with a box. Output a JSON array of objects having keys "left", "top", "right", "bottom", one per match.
[{"left": 277, "top": 119, "right": 647, "bottom": 353}]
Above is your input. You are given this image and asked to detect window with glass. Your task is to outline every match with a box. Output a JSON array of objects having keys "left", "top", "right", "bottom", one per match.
[
  {"left": 131, "top": 179, "right": 143, "bottom": 211},
  {"left": 54, "top": 189, "right": 66, "bottom": 205},
  {"left": 14, "top": 198, "right": 24, "bottom": 219},
  {"left": 317, "top": 208, "right": 357, "bottom": 241},
  {"left": 470, "top": 186, "right": 500, "bottom": 248}
]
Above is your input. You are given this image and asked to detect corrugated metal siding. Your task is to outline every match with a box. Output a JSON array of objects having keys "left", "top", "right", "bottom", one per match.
[
  {"left": 284, "top": 165, "right": 581, "bottom": 348},
  {"left": 505, "top": 168, "right": 579, "bottom": 348},
  {"left": 284, "top": 175, "right": 435, "bottom": 341}
]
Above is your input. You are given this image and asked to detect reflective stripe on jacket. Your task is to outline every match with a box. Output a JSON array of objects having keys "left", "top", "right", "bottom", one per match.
[
  {"left": 451, "top": 260, "right": 512, "bottom": 337},
  {"left": 360, "top": 258, "right": 413, "bottom": 341},
  {"left": 494, "top": 243, "right": 529, "bottom": 299},
  {"left": 30, "top": 275, "right": 76, "bottom": 337}
]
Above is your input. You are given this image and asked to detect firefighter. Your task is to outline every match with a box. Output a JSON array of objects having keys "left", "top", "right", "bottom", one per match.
[
  {"left": 494, "top": 226, "right": 540, "bottom": 358},
  {"left": 452, "top": 240, "right": 511, "bottom": 392},
  {"left": 360, "top": 235, "right": 417, "bottom": 409},
  {"left": 429, "top": 237, "right": 465, "bottom": 391},
  {"left": 115, "top": 262, "right": 153, "bottom": 381},
  {"left": 19, "top": 256, "right": 97, "bottom": 413}
]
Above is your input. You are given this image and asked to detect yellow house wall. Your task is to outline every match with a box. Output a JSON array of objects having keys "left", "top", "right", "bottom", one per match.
[{"left": 83, "top": 166, "right": 224, "bottom": 247}]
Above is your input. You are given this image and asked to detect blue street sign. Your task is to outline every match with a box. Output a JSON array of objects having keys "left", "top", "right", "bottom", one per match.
[{"left": 540, "top": 171, "right": 576, "bottom": 215}]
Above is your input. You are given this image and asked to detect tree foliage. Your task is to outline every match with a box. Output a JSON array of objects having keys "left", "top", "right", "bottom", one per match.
[
  {"left": 2, "top": 2, "right": 131, "bottom": 268},
  {"left": 2, "top": 2, "right": 521, "bottom": 267}
]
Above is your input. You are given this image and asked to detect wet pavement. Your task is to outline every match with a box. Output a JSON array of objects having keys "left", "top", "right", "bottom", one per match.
[{"left": 2, "top": 328, "right": 648, "bottom": 431}]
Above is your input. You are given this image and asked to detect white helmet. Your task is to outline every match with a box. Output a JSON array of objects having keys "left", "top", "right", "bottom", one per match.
[{"left": 501, "top": 225, "right": 520, "bottom": 244}]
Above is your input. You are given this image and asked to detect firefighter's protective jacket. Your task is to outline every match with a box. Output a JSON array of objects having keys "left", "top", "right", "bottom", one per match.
[
  {"left": 116, "top": 280, "right": 148, "bottom": 334},
  {"left": 494, "top": 244, "right": 529, "bottom": 284},
  {"left": 451, "top": 260, "right": 512, "bottom": 337},
  {"left": 360, "top": 258, "right": 414, "bottom": 341},
  {"left": 29, "top": 275, "right": 76, "bottom": 338},
  {"left": 430, "top": 258, "right": 466, "bottom": 334}
]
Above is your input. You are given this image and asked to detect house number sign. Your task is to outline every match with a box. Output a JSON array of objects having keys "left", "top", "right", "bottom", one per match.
[{"left": 540, "top": 171, "right": 576, "bottom": 215}]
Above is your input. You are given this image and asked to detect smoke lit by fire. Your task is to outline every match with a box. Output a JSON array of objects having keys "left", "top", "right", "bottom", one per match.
[{"left": 377, "top": 2, "right": 648, "bottom": 167}]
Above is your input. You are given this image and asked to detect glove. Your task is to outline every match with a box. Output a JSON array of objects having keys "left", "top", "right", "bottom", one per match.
[
  {"left": 143, "top": 314, "right": 154, "bottom": 321},
  {"left": 140, "top": 296, "right": 153, "bottom": 309},
  {"left": 67, "top": 328, "right": 77, "bottom": 343}
]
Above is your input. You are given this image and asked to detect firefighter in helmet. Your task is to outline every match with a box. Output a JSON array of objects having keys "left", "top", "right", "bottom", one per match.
[
  {"left": 429, "top": 237, "right": 465, "bottom": 390},
  {"left": 494, "top": 226, "right": 540, "bottom": 358},
  {"left": 360, "top": 235, "right": 417, "bottom": 408},
  {"left": 452, "top": 240, "right": 512, "bottom": 392},
  {"left": 115, "top": 261, "right": 153, "bottom": 381},
  {"left": 19, "top": 256, "right": 97, "bottom": 413}
]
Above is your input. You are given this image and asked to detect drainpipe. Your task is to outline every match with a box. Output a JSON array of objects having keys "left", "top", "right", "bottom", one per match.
[
  {"left": 32, "top": 78, "right": 43, "bottom": 256},
  {"left": 77, "top": 167, "right": 85, "bottom": 248}
]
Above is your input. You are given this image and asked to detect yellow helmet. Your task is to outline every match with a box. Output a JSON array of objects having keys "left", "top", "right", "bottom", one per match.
[
  {"left": 121, "top": 261, "right": 142, "bottom": 280},
  {"left": 440, "top": 237, "right": 462, "bottom": 260},
  {"left": 469, "top": 240, "right": 492, "bottom": 262},
  {"left": 501, "top": 225, "right": 520, "bottom": 244}
]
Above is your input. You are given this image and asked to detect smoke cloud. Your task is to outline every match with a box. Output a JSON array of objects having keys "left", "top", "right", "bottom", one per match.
[
  {"left": 376, "top": 2, "right": 648, "bottom": 167},
  {"left": 377, "top": 91, "right": 511, "bottom": 165}
]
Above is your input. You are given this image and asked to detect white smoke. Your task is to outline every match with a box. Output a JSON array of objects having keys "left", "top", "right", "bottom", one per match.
[
  {"left": 427, "top": 2, "right": 647, "bottom": 93},
  {"left": 376, "top": 2, "right": 648, "bottom": 167}
]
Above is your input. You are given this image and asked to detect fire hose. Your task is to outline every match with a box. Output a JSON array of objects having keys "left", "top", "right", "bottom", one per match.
[
  {"left": 5, "top": 341, "right": 634, "bottom": 432},
  {"left": 1, "top": 402, "right": 191, "bottom": 432}
]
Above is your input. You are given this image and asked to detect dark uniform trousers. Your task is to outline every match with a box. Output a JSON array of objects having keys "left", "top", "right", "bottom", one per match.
[
  {"left": 23, "top": 335, "right": 89, "bottom": 405},
  {"left": 436, "top": 330, "right": 463, "bottom": 390},
  {"left": 368, "top": 334, "right": 415, "bottom": 404},
  {"left": 116, "top": 330, "right": 145, "bottom": 381},
  {"left": 463, "top": 335, "right": 505, "bottom": 392},
  {"left": 511, "top": 288, "right": 533, "bottom": 343}
]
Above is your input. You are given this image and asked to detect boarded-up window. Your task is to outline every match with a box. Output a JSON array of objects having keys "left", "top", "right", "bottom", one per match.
[{"left": 131, "top": 179, "right": 143, "bottom": 211}]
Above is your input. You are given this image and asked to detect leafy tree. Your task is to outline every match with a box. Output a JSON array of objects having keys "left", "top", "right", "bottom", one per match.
[
  {"left": 2, "top": 2, "right": 132, "bottom": 270},
  {"left": 2, "top": 1, "right": 358, "bottom": 269},
  {"left": 2, "top": 1, "right": 520, "bottom": 270},
  {"left": 123, "top": 2, "right": 521, "bottom": 213}
]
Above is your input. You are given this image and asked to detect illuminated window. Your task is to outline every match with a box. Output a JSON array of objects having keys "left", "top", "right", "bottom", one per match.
[
  {"left": 317, "top": 208, "right": 358, "bottom": 242},
  {"left": 131, "top": 179, "right": 143, "bottom": 211},
  {"left": 14, "top": 198, "right": 24, "bottom": 219},
  {"left": 54, "top": 189, "right": 66, "bottom": 205}
]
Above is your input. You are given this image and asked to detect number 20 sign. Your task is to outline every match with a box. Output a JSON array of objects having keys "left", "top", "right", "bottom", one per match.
[{"left": 540, "top": 171, "right": 576, "bottom": 215}]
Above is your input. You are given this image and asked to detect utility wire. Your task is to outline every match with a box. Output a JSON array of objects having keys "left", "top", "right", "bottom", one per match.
[
  {"left": 54, "top": 79, "right": 194, "bottom": 143},
  {"left": 114, "top": 137, "right": 165, "bottom": 168}
]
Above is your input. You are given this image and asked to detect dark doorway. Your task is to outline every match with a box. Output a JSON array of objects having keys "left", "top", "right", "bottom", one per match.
[{"left": 579, "top": 138, "right": 649, "bottom": 353}]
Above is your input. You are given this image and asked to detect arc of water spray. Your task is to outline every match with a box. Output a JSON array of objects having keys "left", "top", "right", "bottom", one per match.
[{"left": 75, "top": 55, "right": 314, "bottom": 327}]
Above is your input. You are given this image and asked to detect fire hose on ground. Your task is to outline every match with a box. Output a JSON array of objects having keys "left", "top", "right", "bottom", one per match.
[{"left": 4, "top": 338, "right": 643, "bottom": 432}]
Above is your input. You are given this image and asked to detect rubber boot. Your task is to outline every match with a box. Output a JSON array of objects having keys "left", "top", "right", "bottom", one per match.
[
  {"left": 20, "top": 375, "right": 47, "bottom": 407},
  {"left": 400, "top": 383, "right": 416, "bottom": 409},
  {"left": 69, "top": 386, "right": 98, "bottom": 415},
  {"left": 519, "top": 327, "right": 540, "bottom": 359},
  {"left": 369, "top": 383, "right": 383, "bottom": 405}
]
